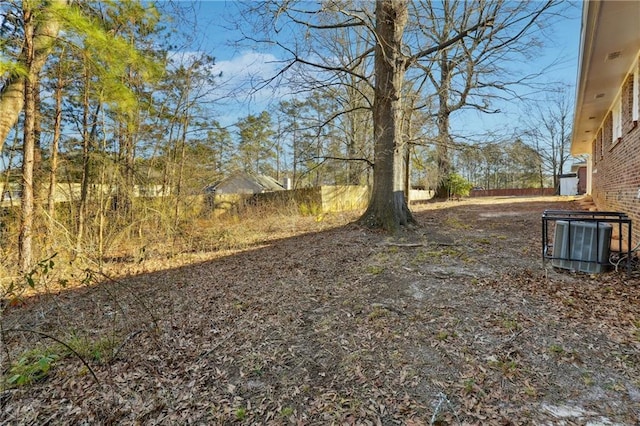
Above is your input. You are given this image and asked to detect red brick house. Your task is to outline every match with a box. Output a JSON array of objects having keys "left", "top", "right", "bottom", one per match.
[{"left": 572, "top": 0, "right": 640, "bottom": 244}]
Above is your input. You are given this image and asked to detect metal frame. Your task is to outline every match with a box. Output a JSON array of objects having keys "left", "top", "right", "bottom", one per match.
[{"left": 542, "top": 210, "right": 632, "bottom": 275}]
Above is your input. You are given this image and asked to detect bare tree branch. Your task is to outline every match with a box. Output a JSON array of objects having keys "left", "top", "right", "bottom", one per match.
[
  {"left": 313, "top": 155, "right": 374, "bottom": 168},
  {"left": 405, "top": 17, "right": 494, "bottom": 69}
]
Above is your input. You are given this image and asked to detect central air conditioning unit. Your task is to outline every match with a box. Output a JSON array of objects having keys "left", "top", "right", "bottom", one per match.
[{"left": 552, "top": 220, "right": 612, "bottom": 273}]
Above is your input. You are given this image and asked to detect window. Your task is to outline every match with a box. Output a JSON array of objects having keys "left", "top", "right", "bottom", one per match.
[
  {"left": 603, "top": 113, "right": 612, "bottom": 151},
  {"left": 634, "top": 60, "right": 639, "bottom": 122},
  {"left": 598, "top": 129, "right": 603, "bottom": 159},
  {"left": 612, "top": 96, "right": 622, "bottom": 144}
]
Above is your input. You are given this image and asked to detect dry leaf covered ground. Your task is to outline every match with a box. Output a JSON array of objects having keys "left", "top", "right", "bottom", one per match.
[{"left": 2, "top": 196, "right": 640, "bottom": 425}]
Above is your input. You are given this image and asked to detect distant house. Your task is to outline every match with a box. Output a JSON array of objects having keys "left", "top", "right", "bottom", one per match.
[
  {"left": 571, "top": 1, "right": 640, "bottom": 243},
  {"left": 204, "top": 172, "right": 285, "bottom": 215},
  {"left": 205, "top": 172, "right": 285, "bottom": 195}
]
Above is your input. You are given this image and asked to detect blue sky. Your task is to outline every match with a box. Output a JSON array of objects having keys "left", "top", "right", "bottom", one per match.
[
  {"left": 174, "top": 0, "right": 584, "bottom": 139},
  {"left": 0, "top": 1, "right": 583, "bottom": 172}
]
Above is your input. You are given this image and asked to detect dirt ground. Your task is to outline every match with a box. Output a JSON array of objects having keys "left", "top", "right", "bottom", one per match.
[{"left": 1, "top": 196, "right": 640, "bottom": 425}]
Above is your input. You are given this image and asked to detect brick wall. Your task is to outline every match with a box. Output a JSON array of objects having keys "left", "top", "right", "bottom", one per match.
[{"left": 591, "top": 65, "right": 640, "bottom": 245}]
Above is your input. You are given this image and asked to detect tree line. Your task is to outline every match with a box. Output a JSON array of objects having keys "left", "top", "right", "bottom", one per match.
[{"left": 0, "top": 0, "right": 572, "bottom": 273}]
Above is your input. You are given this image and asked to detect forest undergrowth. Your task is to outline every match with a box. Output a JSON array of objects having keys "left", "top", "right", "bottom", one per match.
[{"left": 1, "top": 196, "right": 640, "bottom": 424}]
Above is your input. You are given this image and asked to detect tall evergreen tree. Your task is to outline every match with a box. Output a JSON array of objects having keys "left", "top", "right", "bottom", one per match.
[{"left": 235, "top": 111, "right": 276, "bottom": 175}]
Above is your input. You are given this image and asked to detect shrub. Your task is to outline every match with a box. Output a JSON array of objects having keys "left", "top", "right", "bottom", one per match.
[{"left": 448, "top": 173, "right": 474, "bottom": 198}]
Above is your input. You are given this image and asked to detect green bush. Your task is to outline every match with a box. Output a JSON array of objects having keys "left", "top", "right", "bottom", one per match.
[{"left": 448, "top": 173, "right": 474, "bottom": 198}]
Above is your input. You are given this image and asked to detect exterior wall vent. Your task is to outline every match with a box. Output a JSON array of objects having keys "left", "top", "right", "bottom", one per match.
[
  {"left": 606, "top": 51, "right": 622, "bottom": 61},
  {"left": 552, "top": 220, "right": 612, "bottom": 273}
]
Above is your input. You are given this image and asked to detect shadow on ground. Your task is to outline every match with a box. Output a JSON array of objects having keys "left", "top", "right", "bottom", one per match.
[{"left": 2, "top": 197, "right": 639, "bottom": 424}]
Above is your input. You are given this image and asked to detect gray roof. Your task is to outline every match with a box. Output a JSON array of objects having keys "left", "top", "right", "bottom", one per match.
[{"left": 207, "top": 172, "right": 284, "bottom": 195}]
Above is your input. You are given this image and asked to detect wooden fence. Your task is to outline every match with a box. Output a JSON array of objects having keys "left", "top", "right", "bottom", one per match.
[{"left": 470, "top": 188, "right": 556, "bottom": 197}]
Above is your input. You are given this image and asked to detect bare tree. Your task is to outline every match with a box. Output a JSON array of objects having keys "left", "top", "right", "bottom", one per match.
[
  {"left": 44, "top": 50, "right": 68, "bottom": 238},
  {"left": 521, "top": 87, "right": 573, "bottom": 194},
  {"left": 360, "top": 0, "right": 413, "bottom": 229},
  {"left": 506, "top": 139, "right": 543, "bottom": 188},
  {"left": 407, "top": 0, "right": 559, "bottom": 198},
  {"left": 238, "top": 0, "right": 492, "bottom": 230}
]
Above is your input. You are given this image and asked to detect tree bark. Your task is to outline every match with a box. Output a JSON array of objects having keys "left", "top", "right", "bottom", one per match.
[
  {"left": 47, "top": 71, "right": 64, "bottom": 229},
  {"left": 18, "top": 5, "right": 36, "bottom": 272},
  {"left": 0, "top": 0, "right": 64, "bottom": 153},
  {"left": 434, "top": 54, "right": 453, "bottom": 199},
  {"left": 76, "top": 63, "right": 92, "bottom": 255},
  {"left": 358, "top": 0, "right": 415, "bottom": 231},
  {"left": 174, "top": 111, "right": 188, "bottom": 234}
]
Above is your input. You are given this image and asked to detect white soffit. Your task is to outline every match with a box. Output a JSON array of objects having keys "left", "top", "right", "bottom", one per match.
[{"left": 572, "top": 0, "right": 640, "bottom": 155}]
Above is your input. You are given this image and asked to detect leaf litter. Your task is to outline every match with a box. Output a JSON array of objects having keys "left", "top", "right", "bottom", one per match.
[{"left": 1, "top": 197, "right": 640, "bottom": 424}]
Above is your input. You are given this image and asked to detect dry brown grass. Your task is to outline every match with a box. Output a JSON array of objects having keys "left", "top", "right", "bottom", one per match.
[
  {"left": 1, "top": 199, "right": 362, "bottom": 299},
  {"left": 1, "top": 195, "right": 581, "bottom": 296},
  {"left": 2, "top": 195, "right": 640, "bottom": 424},
  {"left": 4, "top": 195, "right": 640, "bottom": 425}
]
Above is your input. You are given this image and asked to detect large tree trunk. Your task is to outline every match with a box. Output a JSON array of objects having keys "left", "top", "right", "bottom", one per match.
[
  {"left": 434, "top": 113, "right": 452, "bottom": 199},
  {"left": 18, "top": 5, "right": 37, "bottom": 272},
  {"left": 358, "top": 0, "right": 415, "bottom": 231},
  {"left": 0, "top": 0, "right": 64, "bottom": 153},
  {"left": 434, "top": 54, "right": 453, "bottom": 199}
]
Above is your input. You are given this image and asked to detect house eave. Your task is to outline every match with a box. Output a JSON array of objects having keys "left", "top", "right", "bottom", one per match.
[{"left": 571, "top": 0, "right": 640, "bottom": 156}]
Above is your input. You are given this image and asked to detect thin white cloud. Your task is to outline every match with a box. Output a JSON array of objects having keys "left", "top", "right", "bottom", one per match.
[
  {"left": 212, "top": 51, "right": 280, "bottom": 81},
  {"left": 208, "top": 51, "right": 294, "bottom": 124},
  {"left": 165, "top": 49, "right": 290, "bottom": 126}
]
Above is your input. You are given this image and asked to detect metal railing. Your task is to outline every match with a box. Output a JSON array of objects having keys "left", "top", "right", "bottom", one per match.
[{"left": 542, "top": 210, "right": 633, "bottom": 276}]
